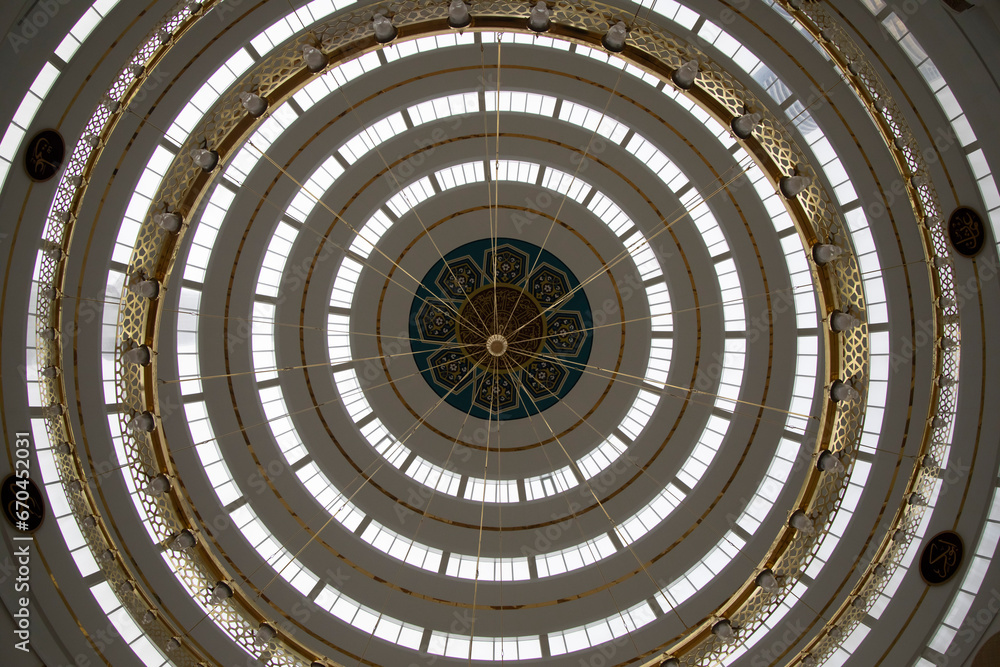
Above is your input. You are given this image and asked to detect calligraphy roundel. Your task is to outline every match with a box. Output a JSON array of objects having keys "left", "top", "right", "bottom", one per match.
[
  {"left": 2, "top": 474, "right": 46, "bottom": 533},
  {"left": 947, "top": 206, "right": 988, "bottom": 258},
  {"left": 24, "top": 129, "right": 65, "bottom": 182},
  {"left": 919, "top": 530, "right": 964, "bottom": 586},
  {"left": 409, "top": 238, "right": 593, "bottom": 420}
]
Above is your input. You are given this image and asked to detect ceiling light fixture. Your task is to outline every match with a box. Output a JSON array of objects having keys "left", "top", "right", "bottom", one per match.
[
  {"left": 373, "top": 14, "right": 397, "bottom": 43},
  {"left": 756, "top": 569, "right": 782, "bottom": 594},
  {"left": 672, "top": 59, "right": 699, "bottom": 89},
  {"left": 779, "top": 174, "right": 811, "bottom": 198},
  {"left": 789, "top": 510, "right": 816, "bottom": 535},
  {"left": 602, "top": 21, "right": 627, "bottom": 52},
  {"left": 154, "top": 211, "right": 183, "bottom": 233},
  {"left": 239, "top": 91, "right": 268, "bottom": 117},
  {"left": 812, "top": 243, "right": 845, "bottom": 265},
  {"left": 731, "top": 111, "right": 762, "bottom": 139},
  {"left": 302, "top": 45, "right": 326, "bottom": 72},
  {"left": 190, "top": 148, "right": 219, "bottom": 171},
  {"left": 527, "top": 1, "right": 550, "bottom": 32},
  {"left": 448, "top": 0, "right": 471, "bottom": 28}
]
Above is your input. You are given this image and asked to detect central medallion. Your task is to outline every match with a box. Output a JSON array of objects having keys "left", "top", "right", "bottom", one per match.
[
  {"left": 409, "top": 238, "right": 593, "bottom": 420},
  {"left": 456, "top": 284, "right": 546, "bottom": 371}
]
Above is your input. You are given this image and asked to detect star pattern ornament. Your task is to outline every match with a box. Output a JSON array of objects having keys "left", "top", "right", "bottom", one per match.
[{"left": 410, "top": 238, "right": 592, "bottom": 419}]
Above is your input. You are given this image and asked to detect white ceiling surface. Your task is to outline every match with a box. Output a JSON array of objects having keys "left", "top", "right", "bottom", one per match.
[{"left": 0, "top": 1, "right": 999, "bottom": 667}]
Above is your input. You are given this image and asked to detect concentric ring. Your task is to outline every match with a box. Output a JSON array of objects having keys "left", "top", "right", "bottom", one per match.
[{"left": 12, "top": 1, "right": 986, "bottom": 667}]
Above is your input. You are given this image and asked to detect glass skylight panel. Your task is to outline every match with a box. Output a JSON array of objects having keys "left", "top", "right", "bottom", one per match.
[
  {"left": 328, "top": 312, "right": 351, "bottom": 364},
  {"left": 547, "top": 602, "right": 656, "bottom": 656},
  {"left": 587, "top": 192, "right": 635, "bottom": 236},
  {"left": 649, "top": 0, "right": 682, "bottom": 21},
  {"left": 446, "top": 553, "right": 530, "bottom": 582},
  {"left": 372, "top": 435, "right": 409, "bottom": 469},
  {"left": 0, "top": 125, "right": 25, "bottom": 162},
  {"left": 524, "top": 467, "right": 574, "bottom": 501},
  {"left": 184, "top": 401, "right": 240, "bottom": 506},
  {"left": 330, "top": 257, "right": 362, "bottom": 308},
  {"left": 712, "top": 260, "right": 744, "bottom": 332},
  {"left": 535, "top": 534, "right": 616, "bottom": 577},
  {"left": 255, "top": 220, "right": 299, "bottom": 298},
  {"left": 111, "top": 146, "right": 174, "bottom": 264},
  {"left": 701, "top": 23, "right": 745, "bottom": 64},
  {"left": 11, "top": 94, "right": 41, "bottom": 130},
  {"left": 484, "top": 90, "right": 558, "bottom": 117},
  {"left": 167, "top": 49, "right": 254, "bottom": 140},
  {"left": 493, "top": 159, "right": 538, "bottom": 183},
  {"left": 360, "top": 523, "right": 443, "bottom": 570},
  {"left": 541, "top": 167, "right": 589, "bottom": 203},
  {"left": 247, "top": 104, "right": 300, "bottom": 158},
  {"left": 293, "top": 74, "right": 341, "bottom": 111},
  {"left": 297, "top": 466, "right": 356, "bottom": 528},
  {"left": 175, "top": 288, "right": 203, "bottom": 394},
  {"left": 645, "top": 338, "right": 673, "bottom": 386},
  {"left": 576, "top": 44, "right": 618, "bottom": 63},
  {"left": 407, "top": 92, "right": 479, "bottom": 125},
  {"left": 385, "top": 176, "right": 434, "bottom": 217},
  {"left": 616, "top": 485, "right": 683, "bottom": 546},
  {"left": 672, "top": 3, "right": 700, "bottom": 29},
  {"left": 626, "top": 242, "right": 661, "bottom": 281},
  {"left": 232, "top": 508, "right": 318, "bottom": 595},
  {"left": 691, "top": 208, "right": 729, "bottom": 258},
  {"left": 103, "top": 413, "right": 160, "bottom": 543},
  {"left": 338, "top": 111, "right": 406, "bottom": 163},
  {"left": 576, "top": 434, "right": 629, "bottom": 480},
  {"left": 317, "top": 585, "right": 423, "bottom": 647},
  {"left": 624, "top": 135, "right": 685, "bottom": 192},
  {"left": 464, "top": 477, "right": 518, "bottom": 503},
  {"left": 717, "top": 342, "right": 746, "bottom": 403},
  {"left": 90, "top": 583, "right": 171, "bottom": 667},
  {"left": 680, "top": 102, "right": 732, "bottom": 145},
  {"left": 382, "top": 33, "right": 476, "bottom": 62},
  {"left": 406, "top": 457, "right": 462, "bottom": 495},
  {"left": 332, "top": 368, "right": 372, "bottom": 420},
  {"left": 0, "top": 61, "right": 62, "bottom": 182},
  {"left": 557, "top": 101, "right": 629, "bottom": 143},
  {"left": 251, "top": 14, "right": 304, "bottom": 55},
  {"left": 435, "top": 161, "right": 485, "bottom": 189},
  {"left": 30, "top": 61, "right": 61, "bottom": 99},
  {"left": 430, "top": 632, "right": 542, "bottom": 660},
  {"left": 329, "top": 51, "right": 383, "bottom": 88},
  {"left": 647, "top": 284, "right": 674, "bottom": 334},
  {"left": 619, "top": 389, "right": 659, "bottom": 440},
  {"left": 225, "top": 147, "right": 263, "bottom": 185}
]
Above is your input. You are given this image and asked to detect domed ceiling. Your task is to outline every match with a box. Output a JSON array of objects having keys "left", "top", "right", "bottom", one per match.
[{"left": 2, "top": 1, "right": 999, "bottom": 667}]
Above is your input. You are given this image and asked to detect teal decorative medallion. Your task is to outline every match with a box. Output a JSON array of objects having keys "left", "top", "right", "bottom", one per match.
[{"left": 409, "top": 238, "right": 592, "bottom": 420}]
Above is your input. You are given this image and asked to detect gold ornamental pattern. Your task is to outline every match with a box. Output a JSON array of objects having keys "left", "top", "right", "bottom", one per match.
[{"left": 456, "top": 284, "right": 546, "bottom": 371}]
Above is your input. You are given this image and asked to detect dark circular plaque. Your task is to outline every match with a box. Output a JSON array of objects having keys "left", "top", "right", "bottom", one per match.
[
  {"left": 23, "top": 129, "right": 64, "bottom": 182},
  {"left": 1, "top": 474, "right": 46, "bottom": 533},
  {"left": 947, "top": 206, "right": 987, "bottom": 257},
  {"left": 919, "top": 530, "right": 964, "bottom": 585}
]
